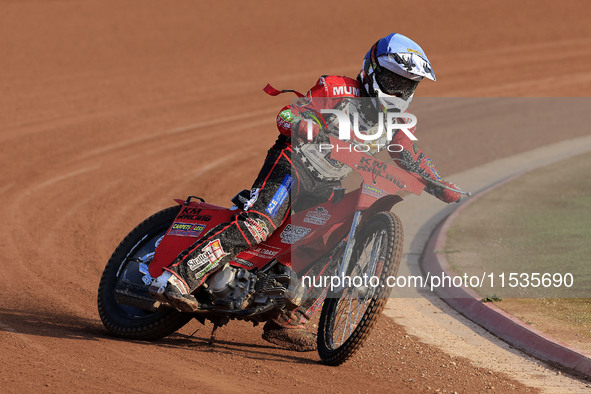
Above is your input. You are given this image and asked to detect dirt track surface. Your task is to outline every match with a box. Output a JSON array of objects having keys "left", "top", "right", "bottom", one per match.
[{"left": 1, "top": 1, "right": 591, "bottom": 392}]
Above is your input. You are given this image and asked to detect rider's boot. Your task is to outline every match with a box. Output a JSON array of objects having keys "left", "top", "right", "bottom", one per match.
[
  {"left": 149, "top": 270, "right": 200, "bottom": 313},
  {"left": 262, "top": 310, "right": 317, "bottom": 352}
]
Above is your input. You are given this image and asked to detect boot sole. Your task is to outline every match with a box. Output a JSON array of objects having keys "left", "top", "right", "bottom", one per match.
[{"left": 149, "top": 289, "right": 200, "bottom": 313}]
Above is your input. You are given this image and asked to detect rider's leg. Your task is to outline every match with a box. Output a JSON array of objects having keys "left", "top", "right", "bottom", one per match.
[
  {"left": 260, "top": 176, "right": 338, "bottom": 352},
  {"left": 261, "top": 293, "right": 325, "bottom": 351},
  {"left": 150, "top": 138, "right": 297, "bottom": 312}
]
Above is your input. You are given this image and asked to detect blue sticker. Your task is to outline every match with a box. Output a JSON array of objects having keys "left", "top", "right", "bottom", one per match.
[{"left": 265, "top": 174, "right": 293, "bottom": 217}]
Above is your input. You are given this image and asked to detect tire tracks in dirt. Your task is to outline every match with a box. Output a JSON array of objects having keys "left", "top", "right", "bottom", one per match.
[{"left": 2, "top": 1, "right": 591, "bottom": 392}]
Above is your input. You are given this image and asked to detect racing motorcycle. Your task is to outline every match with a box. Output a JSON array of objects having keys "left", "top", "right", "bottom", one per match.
[{"left": 97, "top": 135, "right": 467, "bottom": 365}]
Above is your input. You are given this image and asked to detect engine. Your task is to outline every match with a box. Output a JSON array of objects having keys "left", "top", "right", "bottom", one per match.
[{"left": 203, "top": 263, "right": 305, "bottom": 314}]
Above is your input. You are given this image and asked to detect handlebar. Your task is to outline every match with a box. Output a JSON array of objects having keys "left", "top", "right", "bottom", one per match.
[
  {"left": 322, "top": 136, "right": 472, "bottom": 198},
  {"left": 377, "top": 155, "right": 472, "bottom": 197},
  {"left": 415, "top": 171, "right": 472, "bottom": 197}
]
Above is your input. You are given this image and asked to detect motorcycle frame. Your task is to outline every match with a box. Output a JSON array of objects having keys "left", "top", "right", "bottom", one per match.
[{"left": 146, "top": 136, "right": 428, "bottom": 300}]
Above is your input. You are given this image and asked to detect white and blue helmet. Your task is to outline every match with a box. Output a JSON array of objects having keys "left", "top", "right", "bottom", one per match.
[{"left": 361, "top": 33, "right": 436, "bottom": 111}]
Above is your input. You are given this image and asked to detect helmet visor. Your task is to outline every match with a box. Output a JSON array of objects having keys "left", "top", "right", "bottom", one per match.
[{"left": 375, "top": 67, "right": 419, "bottom": 100}]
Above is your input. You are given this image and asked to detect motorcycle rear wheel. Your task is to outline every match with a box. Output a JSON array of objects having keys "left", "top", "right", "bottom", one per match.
[
  {"left": 97, "top": 206, "right": 192, "bottom": 340},
  {"left": 317, "top": 211, "right": 403, "bottom": 365}
]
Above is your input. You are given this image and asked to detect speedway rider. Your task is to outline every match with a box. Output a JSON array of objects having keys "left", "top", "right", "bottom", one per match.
[{"left": 149, "top": 33, "right": 462, "bottom": 352}]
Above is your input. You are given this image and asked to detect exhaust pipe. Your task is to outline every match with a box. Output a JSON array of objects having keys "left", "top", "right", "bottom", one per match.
[{"left": 114, "top": 279, "right": 161, "bottom": 312}]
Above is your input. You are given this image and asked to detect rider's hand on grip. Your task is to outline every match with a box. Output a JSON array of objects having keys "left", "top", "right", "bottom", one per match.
[
  {"left": 398, "top": 150, "right": 462, "bottom": 203},
  {"left": 425, "top": 182, "right": 461, "bottom": 203},
  {"left": 435, "top": 182, "right": 462, "bottom": 203},
  {"left": 295, "top": 117, "right": 321, "bottom": 142}
]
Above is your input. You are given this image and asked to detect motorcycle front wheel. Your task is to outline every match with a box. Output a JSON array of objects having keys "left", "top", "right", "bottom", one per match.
[
  {"left": 97, "top": 206, "right": 192, "bottom": 340},
  {"left": 317, "top": 211, "right": 403, "bottom": 365}
]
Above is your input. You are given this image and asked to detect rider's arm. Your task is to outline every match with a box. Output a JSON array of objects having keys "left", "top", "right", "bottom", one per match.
[
  {"left": 275, "top": 77, "right": 343, "bottom": 140},
  {"left": 390, "top": 130, "right": 461, "bottom": 203},
  {"left": 276, "top": 105, "right": 322, "bottom": 140}
]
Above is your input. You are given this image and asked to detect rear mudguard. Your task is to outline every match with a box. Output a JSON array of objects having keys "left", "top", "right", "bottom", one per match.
[
  {"left": 148, "top": 201, "right": 235, "bottom": 277},
  {"left": 148, "top": 199, "right": 294, "bottom": 277}
]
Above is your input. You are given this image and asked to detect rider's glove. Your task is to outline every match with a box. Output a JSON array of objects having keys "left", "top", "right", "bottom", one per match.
[
  {"left": 277, "top": 107, "right": 323, "bottom": 142},
  {"left": 426, "top": 181, "right": 462, "bottom": 203},
  {"left": 293, "top": 116, "right": 321, "bottom": 142},
  {"left": 399, "top": 150, "right": 462, "bottom": 203}
]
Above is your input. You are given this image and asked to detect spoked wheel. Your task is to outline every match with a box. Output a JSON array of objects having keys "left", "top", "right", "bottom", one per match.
[
  {"left": 97, "top": 206, "right": 192, "bottom": 340},
  {"left": 318, "top": 211, "right": 403, "bottom": 365}
]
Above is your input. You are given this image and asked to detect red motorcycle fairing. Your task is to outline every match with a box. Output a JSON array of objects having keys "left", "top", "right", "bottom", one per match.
[
  {"left": 148, "top": 139, "right": 427, "bottom": 281},
  {"left": 148, "top": 188, "right": 364, "bottom": 280},
  {"left": 148, "top": 201, "right": 235, "bottom": 277},
  {"left": 148, "top": 199, "right": 298, "bottom": 278}
]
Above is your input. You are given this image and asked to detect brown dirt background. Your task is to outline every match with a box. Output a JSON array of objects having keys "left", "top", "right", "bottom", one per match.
[{"left": 1, "top": 0, "right": 590, "bottom": 392}]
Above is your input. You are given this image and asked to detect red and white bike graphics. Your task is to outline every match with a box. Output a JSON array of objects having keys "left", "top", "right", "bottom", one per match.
[{"left": 97, "top": 135, "right": 467, "bottom": 365}]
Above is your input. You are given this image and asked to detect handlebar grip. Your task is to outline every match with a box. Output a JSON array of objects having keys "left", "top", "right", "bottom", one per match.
[{"left": 415, "top": 171, "right": 471, "bottom": 196}]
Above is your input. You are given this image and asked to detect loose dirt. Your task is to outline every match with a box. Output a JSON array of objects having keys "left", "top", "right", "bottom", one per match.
[{"left": 2, "top": 1, "right": 591, "bottom": 392}]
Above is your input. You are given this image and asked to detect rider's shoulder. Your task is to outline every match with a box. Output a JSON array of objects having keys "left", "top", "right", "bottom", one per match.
[{"left": 313, "top": 75, "right": 361, "bottom": 98}]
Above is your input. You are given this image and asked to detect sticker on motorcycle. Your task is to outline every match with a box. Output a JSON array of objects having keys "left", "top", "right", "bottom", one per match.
[
  {"left": 176, "top": 207, "right": 213, "bottom": 222},
  {"left": 265, "top": 174, "right": 292, "bottom": 217},
  {"left": 243, "top": 244, "right": 282, "bottom": 259},
  {"left": 168, "top": 222, "right": 207, "bottom": 238},
  {"left": 187, "top": 238, "right": 229, "bottom": 275},
  {"left": 357, "top": 156, "right": 406, "bottom": 189},
  {"left": 232, "top": 257, "right": 254, "bottom": 268},
  {"left": 362, "top": 184, "right": 387, "bottom": 199},
  {"left": 280, "top": 224, "right": 311, "bottom": 244},
  {"left": 303, "top": 207, "right": 331, "bottom": 226}
]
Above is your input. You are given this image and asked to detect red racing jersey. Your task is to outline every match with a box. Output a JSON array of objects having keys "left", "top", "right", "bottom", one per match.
[{"left": 268, "top": 75, "right": 460, "bottom": 202}]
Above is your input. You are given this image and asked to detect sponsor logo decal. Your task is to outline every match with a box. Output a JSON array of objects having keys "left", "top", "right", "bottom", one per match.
[
  {"left": 265, "top": 174, "right": 292, "bottom": 217},
  {"left": 176, "top": 207, "right": 212, "bottom": 222},
  {"left": 303, "top": 207, "right": 331, "bottom": 226},
  {"left": 277, "top": 116, "right": 292, "bottom": 130},
  {"left": 332, "top": 85, "right": 360, "bottom": 97},
  {"left": 357, "top": 156, "right": 406, "bottom": 189},
  {"left": 233, "top": 257, "right": 254, "bottom": 268},
  {"left": 279, "top": 109, "right": 295, "bottom": 122},
  {"left": 187, "top": 239, "right": 229, "bottom": 278},
  {"left": 168, "top": 222, "right": 206, "bottom": 238},
  {"left": 280, "top": 224, "right": 311, "bottom": 244},
  {"left": 362, "top": 184, "right": 387, "bottom": 199},
  {"left": 244, "top": 244, "right": 282, "bottom": 259},
  {"left": 245, "top": 218, "right": 269, "bottom": 243}
]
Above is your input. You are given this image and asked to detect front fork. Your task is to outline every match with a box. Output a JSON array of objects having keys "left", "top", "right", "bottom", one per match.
[{"left": 334, "top": 210, "right": 362, "bottom": 292}]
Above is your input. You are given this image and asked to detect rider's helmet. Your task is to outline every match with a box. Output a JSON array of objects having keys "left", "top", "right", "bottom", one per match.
[{"left": 360, "top": 33, "right": 436, "bottom": 112}]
